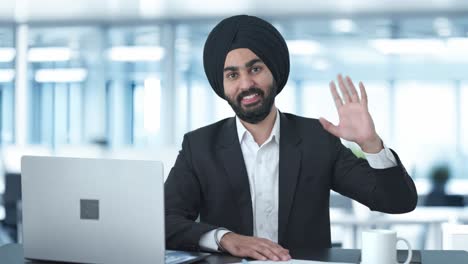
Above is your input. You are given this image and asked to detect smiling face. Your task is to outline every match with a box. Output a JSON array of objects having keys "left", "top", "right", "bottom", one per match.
[{"left": 223, "top": 48, "right": 277, "bottom": 124}]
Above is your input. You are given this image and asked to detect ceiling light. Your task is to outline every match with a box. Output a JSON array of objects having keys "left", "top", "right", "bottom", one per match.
[
  {"left": 331, "top": 19, "right": 356, "bottom": 33},
  {"left": 35, "top": 68, "right": 87, "bottom": 83},
  {"left": 312, "top": 59, "right": 330, "bottom": 71},
  {"left": 370, "top": 39, "right": 446, "bottom": 55},
  {"left": 0, "top": 69, "right": 15, "bottom": 83},
  {"left": 287, "top": 40, "right": 322, "bottom": 56},
  {"left": 28, "top": 47, "right": 72, "bottom": 62},
  {"left": 0, "top": 48, "right": 16, "bottom": 62},
  {"left": 446, "top": 38, "right": 468, "bottom": 52},
  {"left": 108, "top": 46, "right": 165, "bottom": 61}
]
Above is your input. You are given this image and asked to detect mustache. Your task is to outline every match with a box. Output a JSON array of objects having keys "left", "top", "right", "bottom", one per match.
[{"left": 236, "top": 87, "right": 265, "bottom": 104}]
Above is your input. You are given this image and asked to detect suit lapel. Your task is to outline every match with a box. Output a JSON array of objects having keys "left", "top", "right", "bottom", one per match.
[
  {"left": 217, "top": 118, "right": 254, "bottom": 236},
  {"left": 278, "top": 113, "right": 302, "bottom": 244}
]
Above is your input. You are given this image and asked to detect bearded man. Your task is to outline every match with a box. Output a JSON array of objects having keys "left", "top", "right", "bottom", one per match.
[{"left": 164, "top": 15, "right": 417, "bottom": 261}]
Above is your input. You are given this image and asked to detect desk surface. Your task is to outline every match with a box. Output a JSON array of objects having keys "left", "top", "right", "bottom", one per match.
[{"left": 1, "top": 244, "right": 468, "bottom": 264}]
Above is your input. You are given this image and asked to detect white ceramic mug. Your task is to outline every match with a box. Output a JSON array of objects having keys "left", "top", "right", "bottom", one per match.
[{"left": 361, "top": 229, "right": 412, "bottom": 264}]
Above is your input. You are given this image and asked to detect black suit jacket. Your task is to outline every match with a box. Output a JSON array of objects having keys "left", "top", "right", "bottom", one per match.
[{"left": 165, "top": 112, "right": 417, "bottom": 251}]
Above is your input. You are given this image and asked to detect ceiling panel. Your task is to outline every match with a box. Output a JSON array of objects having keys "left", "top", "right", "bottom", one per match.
[{"left": 1, "top": 0, "right": 468, "bottom": 22}]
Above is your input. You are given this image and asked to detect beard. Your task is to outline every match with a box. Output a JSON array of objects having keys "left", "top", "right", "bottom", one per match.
[{"left": 226, "top": 83, "right": 277, "bottom": 124}]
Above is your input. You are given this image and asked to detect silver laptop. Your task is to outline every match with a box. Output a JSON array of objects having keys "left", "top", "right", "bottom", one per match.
[{"left": 21, "top": 156, "right": 208, "bottom": 264}]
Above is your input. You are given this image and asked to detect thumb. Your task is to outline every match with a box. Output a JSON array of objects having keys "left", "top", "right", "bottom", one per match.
[{"left": 319, "top": 117, "right": 340, "bottom": 137}]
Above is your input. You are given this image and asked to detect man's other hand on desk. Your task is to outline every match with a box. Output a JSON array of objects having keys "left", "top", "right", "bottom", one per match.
[{"left": 220, "top": 232, "right": 291, "bottom": 261}]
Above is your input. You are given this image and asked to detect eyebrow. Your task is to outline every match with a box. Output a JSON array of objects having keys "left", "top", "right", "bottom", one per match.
[{"left": 223, "top": 58, "right": 264, "bottom": 72}]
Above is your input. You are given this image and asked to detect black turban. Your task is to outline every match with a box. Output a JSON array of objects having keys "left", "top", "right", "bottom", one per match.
[{"left": 203, "top": 15, "right": 290, "bottom": 99}]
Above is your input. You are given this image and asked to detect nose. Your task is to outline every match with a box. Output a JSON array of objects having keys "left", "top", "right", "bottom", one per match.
[{"left": 238, "top": 73, "right": 255, "bottom": 92}]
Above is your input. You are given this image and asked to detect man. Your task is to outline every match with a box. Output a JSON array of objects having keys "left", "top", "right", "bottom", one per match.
[{"left": 165, "top": 15, "right": 417, "bottom": 261}]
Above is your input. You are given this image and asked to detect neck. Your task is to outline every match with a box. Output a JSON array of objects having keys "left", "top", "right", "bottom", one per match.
[{"left": 240, "top": 105, "right": 277, "bottom": 146}]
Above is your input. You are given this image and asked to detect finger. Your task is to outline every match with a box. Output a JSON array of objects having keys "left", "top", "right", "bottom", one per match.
[
  {"left": 329, "top": 81, "right": 343, "bottom": 110},
  {"left": 359, "top": 82, "right": 368, "bottom": 109},
  {"left": 319, "top": 117, "right": 340, "bottom": 138},
  {"left": 253, "top": 244, "right": 281, "bottom": 261},
  {"left": 270, "top": 245, "right": 291, "bottom": 261},
  {"left": 262, "top": 240, "right": 291, "bottom": 260},
  {"left": 247, "top": 249, "right": 268, "bottom": 261},
  {"left": 345, "top": 76, "right": 360, "bottom": 103},
  {"left": 263, "top": 239, "right": 289, "bottom": 254},
  {"left": 280, "top": 253, "right": 292, "bottom": 261},
  {"left": 337, "top": 74, "right": 351, "bottom": 103}
]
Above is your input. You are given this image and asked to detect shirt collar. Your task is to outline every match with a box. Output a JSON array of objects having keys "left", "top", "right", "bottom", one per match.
[{"left": 236, "top": 109, "right": 281, "bottom": 144}]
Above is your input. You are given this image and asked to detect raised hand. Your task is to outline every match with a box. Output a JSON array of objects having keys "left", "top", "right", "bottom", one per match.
[
  {"left": 219, "top": 232, "right": 291, "bottom": 261},
  {"left": 319, "top": 74, "right": 383, "bottom": 153}
]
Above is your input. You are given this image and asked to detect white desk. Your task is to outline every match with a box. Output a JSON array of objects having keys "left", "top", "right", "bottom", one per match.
[{"left": 330, "top": 206, "right": 468, "bottom": 249}]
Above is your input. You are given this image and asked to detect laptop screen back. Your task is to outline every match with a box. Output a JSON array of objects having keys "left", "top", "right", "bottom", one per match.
[{"left": 21, "top": 156, "right": 165, "bottom": 264}]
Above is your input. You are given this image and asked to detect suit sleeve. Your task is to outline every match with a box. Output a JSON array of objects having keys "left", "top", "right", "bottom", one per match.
[
  {"left": 330, "top": 136, "right": 418, "bottom": 213},
  {"left": 165, "top": 134, "right": 218, "bottom": 250}
]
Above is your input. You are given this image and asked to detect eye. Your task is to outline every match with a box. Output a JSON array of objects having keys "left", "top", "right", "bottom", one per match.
[
  {"left": 251, "top": 66, "right": 262, "bottom": 73},
  {"left": 226, "top": 72, "right": 238, "bottom": 80}
]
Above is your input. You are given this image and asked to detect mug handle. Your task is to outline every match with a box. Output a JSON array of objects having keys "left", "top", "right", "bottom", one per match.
[{"left": 396, "top": 237, "right": 413, "bottom": 264}]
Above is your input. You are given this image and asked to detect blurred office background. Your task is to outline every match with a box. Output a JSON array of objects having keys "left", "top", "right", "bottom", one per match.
[{"left": 1, "top": 0, "right": 468, "bottom": 250}]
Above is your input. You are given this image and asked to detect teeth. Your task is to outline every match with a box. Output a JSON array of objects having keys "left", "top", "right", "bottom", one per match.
[{"left": 243, "top": 93, "right": 257, "bottom": 100}]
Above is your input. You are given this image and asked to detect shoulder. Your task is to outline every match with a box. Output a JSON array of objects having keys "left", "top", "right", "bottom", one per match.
[
  {"left": 281, "top": 112, "right": 318, "bottom": 125},
  {"left": 280, "top": 112, "right": 338, "bottom": 143},
  {"left": 281, "top": 112, "right": 324, "bottom": 132},
  {"left": 184, "top": 117, "right": 234, "bottom": 142}
]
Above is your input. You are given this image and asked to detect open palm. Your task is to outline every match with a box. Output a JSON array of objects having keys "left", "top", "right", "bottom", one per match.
[{"left": 319, "top": 75, "right": 382, "bottom": 153}]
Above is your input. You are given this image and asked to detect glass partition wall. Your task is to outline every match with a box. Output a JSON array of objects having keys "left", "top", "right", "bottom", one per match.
[
  {"left": 106, "top": 25, "right": 165, "bottom": 147},
  {"left": 0, "top": 26, "right": 15, "bottom": 145},
  {"left": 0, "top": 15, "right": 466, "bottom": 179},
  {"left": 26, "top": 25, "right": 167, "bottom": 148},
  {"left": 28, "top": 27, "right": 97, "bottom": 147},
  {"left": 173, "top": 16, "right": 468, "bottom": 179}
]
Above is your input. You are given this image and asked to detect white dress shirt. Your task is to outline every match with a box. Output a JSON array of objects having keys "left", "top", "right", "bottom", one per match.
[{"left": 199, "top": 110, "right": 397, "bottom": 251}]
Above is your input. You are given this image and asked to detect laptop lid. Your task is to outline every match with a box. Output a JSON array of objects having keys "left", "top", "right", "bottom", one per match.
[{"left": 21, "top": 156, "right": 165, "bottom": 264}]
